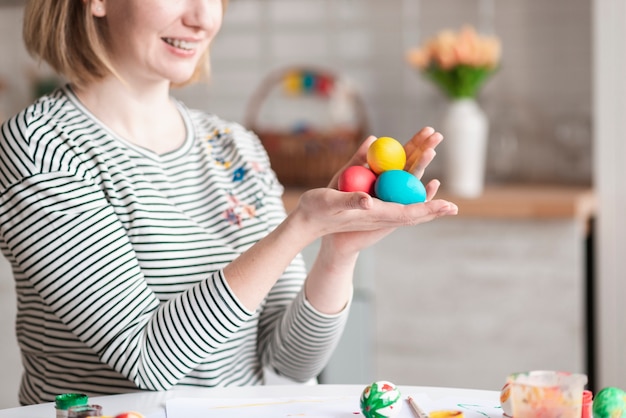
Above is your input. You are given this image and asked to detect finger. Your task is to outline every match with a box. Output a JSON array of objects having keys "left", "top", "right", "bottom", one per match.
[
  {"left": 417, "top": 199, "right": 458, "bottom": 217},
  {"left": 409, "top": 148, "right": 436, "bottom": 179},
  {"left": 432, "top": 200, "right": 458, "bottom": 216},
  {"left": 424, "top": 178, "right": 441, "bottom": 201},
  {"left": 398, "top": 199, "right": 458, "bottom": 225},
  {"left": 431, "top": 201, "right": 459, "bottom": 217},
  {"left": 404, "top": 126, "right": 436, "bottom": 158},
  {"left": 405, "top": 129, "right": 443, "bottom": 173},
  {"left": 350, "top": 192, "right": 374, "bottom": 210}
]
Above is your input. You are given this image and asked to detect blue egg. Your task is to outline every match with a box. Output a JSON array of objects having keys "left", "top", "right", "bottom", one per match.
[{"left": 374, "top": 170, "right": 427, "bottom": 204}]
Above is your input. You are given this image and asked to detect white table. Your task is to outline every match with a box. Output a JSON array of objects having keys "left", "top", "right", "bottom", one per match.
[{"left": 0, "top": 384, "right": 500, "bottom": 418}]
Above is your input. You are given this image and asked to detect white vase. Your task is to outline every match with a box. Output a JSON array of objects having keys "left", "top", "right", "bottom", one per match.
[{"left": 441, "top": 98, "right": 489, "bottom": 198}]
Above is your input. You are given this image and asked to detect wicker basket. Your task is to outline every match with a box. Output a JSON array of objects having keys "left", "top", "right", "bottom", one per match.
[{"left": 244, "top": 66, "right": 369, "bottom": 188}]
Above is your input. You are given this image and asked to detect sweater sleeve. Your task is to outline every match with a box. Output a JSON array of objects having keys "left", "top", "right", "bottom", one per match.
[{"left": 259, "top": 284, "right": 352, "bottom": 382}]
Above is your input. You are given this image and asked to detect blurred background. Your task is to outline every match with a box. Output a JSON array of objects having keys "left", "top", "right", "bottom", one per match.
[
  {"left": 0, "top": 0, "right": 594, "bottom": 186},
  {"left": 1, "top": 0, "right": 625, "bottom": 410}
]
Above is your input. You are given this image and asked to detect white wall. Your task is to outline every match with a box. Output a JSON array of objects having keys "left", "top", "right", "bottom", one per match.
[
  {"left": 175, "top": 0, "right": 593, "bottom": 186},
  {"left": 1, "top": 1, "right": 592, "bottom": 185},
  {"left": 592, "top": 0, "right": 626, "bottom": 389}
]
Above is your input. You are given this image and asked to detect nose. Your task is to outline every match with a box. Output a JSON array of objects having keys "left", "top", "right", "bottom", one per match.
[{"left": 184, "top": 0, "right": 223, "bottom": 31}]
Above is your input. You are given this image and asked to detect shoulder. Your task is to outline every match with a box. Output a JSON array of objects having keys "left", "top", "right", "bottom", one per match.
[
  {"left": 1, "top": 85, "right": 86, "bottom": 146},
  {"left": 3, "top": 86, "right": 80, "bottom": 136},
  {"left": 0, "top": 86, "right": 95, "bottom": 187}
]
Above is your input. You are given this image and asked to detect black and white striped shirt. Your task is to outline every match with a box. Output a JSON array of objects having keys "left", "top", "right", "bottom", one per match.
[{"left": 0, "top": 86, "right": 349, "bottom": 405}]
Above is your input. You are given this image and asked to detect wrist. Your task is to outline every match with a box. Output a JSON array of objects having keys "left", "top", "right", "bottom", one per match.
[
  {"left": 305, "top": 236, "right": 358, "bottom": 314},
  {"left": 318, "top": 235, "right": 360, "bottom": 273},
  {"left": 283, "top": 205, "right": 324, "bottom": 248}
]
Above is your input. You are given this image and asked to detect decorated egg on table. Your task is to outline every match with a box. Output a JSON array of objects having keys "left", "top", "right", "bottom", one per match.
[
  {"left": 593, "top": 387, "right": 626, "bottom": 418},
  {"left": 499, "top": 382, "right": 513, "bottom": 418},
  {"left": 338, "top": 165, "right": 377, "bottom": 194},
  {"left": 374, "top": 170, "right": 427, "bottom": 204},
  {"left": 367, "top": 137, "right": 407, "bottom": 175},
  {"left": 360, "top": 381, "right": 403, "bottom": 418}
]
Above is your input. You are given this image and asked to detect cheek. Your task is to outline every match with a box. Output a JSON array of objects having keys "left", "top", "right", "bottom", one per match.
[
  {"left": 206, "top": 6, "right": 224, "bottom": 40},
  {"left": 103, "top": 8, "right": 144, "bottom": 45}
]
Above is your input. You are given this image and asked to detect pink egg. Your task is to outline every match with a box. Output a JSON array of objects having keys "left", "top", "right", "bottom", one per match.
[{"left": 338, "top": 165, "right": 377, "bottom": 195}]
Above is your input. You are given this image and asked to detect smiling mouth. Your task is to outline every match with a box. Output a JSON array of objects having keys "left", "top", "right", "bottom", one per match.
[{"left": 162, "top": 38, "right": 199, "bottom": 51}]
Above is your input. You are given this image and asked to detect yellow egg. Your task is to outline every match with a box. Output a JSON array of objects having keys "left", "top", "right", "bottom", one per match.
[{"left": 367, "top": 137, "right": 406, "bottom": 174}]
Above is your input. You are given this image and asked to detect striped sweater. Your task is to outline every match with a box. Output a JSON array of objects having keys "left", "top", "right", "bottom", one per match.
[{"left": 0, "top": 86, "right": 348, "bottom": 405}]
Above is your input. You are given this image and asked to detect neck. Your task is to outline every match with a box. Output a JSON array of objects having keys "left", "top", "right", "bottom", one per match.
[{"left": 73, "top": 77, "right": 186, "bottom": 155}]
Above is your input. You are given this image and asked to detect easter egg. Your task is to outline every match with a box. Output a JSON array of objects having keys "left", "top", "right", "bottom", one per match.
[
  {"left": 374, "top": 170, "right": 427, "bottom": 204},
  {"left": 499, "top": 382, "right": 513, "bottom": 418},
  {"left": 367, "top": 137, "right": 407, "bottom": 175},
  {"left": 593, "top": 387, "right": 626, "bottom": 418},
  {"left": 360, "top": 381, "right": 402, "bottom": 418},
  {"left": 338, "top": 165, "right": 377, "bottom": 194}
]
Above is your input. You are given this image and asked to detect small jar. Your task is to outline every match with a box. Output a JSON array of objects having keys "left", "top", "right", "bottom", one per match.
[
  {"left": 55, "top": 393, "right": 89, "bottom": 418},
  {"left": 67, "top": 404, "right": 103, "bottom": 418}
]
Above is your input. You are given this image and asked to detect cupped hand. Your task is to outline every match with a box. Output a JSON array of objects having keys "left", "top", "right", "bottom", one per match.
[{"left": 317, "top": 126, "right": 455, "bottom": 257}]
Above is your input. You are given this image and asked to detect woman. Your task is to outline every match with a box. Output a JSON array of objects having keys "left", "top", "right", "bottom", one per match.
[{"left": 0, "top": 0, "right": 458, "bottom": 405}]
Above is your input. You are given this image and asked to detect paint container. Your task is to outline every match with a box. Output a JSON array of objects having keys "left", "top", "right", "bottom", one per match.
[
  {"left": 55, "top": 393, "right": 89, "bottom": 418},
  {"left": 506, "top": 371, "right": 588, "bottom": 418}
]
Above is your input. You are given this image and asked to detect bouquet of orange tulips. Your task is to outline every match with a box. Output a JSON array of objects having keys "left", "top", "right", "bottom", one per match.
[{"left": 406, "top": 25, "right": 501, "bottom": 99}]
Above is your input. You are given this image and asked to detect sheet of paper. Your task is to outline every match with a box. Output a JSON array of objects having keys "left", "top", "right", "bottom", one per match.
[
  {"left": 165, "top": 393, "right": 503, "bottom": 418},
  {"left": 146, "top": 411, "right": 167, "bottom": 418},
  {"left": 145, "top": 412, "right": 166, "bottom": 418}
]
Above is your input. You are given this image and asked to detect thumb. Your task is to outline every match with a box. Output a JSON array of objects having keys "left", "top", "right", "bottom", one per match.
[{"left": 345, "top": 191, "right": 374, "bottom": 210}]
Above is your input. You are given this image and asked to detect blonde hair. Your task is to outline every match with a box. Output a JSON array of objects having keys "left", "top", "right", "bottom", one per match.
[{"left": 23, "top": 0, "right": 227, "bottom": 88}]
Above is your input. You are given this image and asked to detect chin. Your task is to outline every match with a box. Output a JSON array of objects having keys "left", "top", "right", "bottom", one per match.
[
  {"left": 169, "top": 76, "right": 194, "bottom": 85},
  {"left": 170, "top": 66, "right": 204, "bottom": 85},
  {"left": 164, "top": 72, "right": 197, "bottom": 87}
]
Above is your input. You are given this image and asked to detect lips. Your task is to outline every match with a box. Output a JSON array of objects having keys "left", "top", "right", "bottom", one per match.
[{"left": 162, "top": 37, "right": 199, "bottom": 51}]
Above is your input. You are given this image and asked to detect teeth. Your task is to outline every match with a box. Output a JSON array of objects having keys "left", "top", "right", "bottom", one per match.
[{"left": 163, "top": 38, "right": 197, "bottom": 51}]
